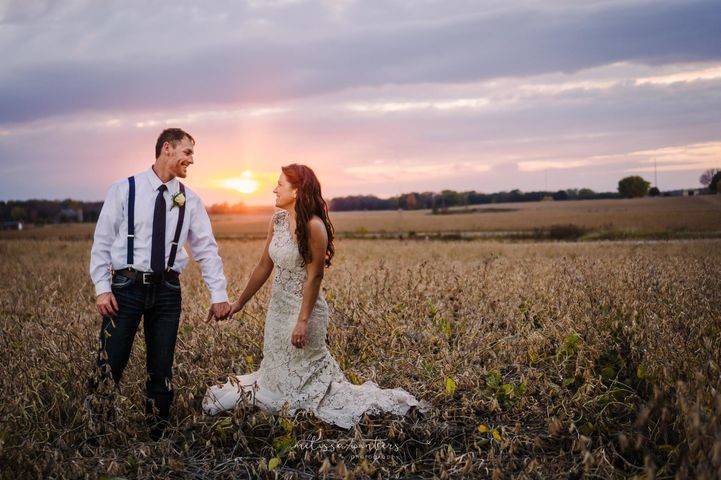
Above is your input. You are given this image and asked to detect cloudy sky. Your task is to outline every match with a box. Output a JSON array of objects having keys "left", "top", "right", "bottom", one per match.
[{"left": 1, "top": 0, "right": 719, "bottom": 205}]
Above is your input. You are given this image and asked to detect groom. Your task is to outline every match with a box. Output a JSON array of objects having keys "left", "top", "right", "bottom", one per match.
[{"left": 89, "top": 128, "right": 231, "bottom": 439}]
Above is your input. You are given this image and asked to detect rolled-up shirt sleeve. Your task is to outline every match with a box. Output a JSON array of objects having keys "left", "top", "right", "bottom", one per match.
[
  {"left": 186, "top": 195, "right": 229, "bottom": 303},
  {"left": 90, "top": 182, "right": 123, "bottom": 296}
]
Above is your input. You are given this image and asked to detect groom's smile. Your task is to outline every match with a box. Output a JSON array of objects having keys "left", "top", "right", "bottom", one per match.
[
  {"left": 168, "top": 136, "right": 195, "bottom": 179},
  {"left": 178, "top": 160, "right": 191, "bottom": 177}
]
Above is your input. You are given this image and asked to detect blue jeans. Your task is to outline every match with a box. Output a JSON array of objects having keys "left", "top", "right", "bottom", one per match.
[{"left": 95, "top": 271, "right": 182, "bottom": 421}]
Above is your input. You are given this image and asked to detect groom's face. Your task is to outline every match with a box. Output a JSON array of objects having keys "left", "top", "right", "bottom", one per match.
[{"left": 165, "top": 136, "right": 194, "bottom": 178}]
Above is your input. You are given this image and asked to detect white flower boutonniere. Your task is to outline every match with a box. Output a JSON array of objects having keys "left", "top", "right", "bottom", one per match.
[{"left": 171, "top": 191, "right": 186, "bottom": 210}]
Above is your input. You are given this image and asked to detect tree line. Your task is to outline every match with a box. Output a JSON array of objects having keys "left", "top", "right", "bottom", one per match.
[
  {"left": 0, "top": 199, "right": 102, "bottom": 224},
  {"left": 0, "top": 199, "right": 259, "bottom": 223},
  {"left": 2, "top": 170, "right": 718, "bottom": 222},
  {"left": 329, "top": 188, "right": 620, "bottom": 212}
]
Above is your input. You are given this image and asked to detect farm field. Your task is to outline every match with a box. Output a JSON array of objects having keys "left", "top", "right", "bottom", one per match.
[
  {"left": 0, "top": 237, "right": 719, "bottom": 478},
  {"left": 3, "top": 195, "right": 720, "bottom": 241}
]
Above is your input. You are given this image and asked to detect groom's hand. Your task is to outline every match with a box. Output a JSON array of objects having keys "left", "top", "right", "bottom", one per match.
[
  {"left": 96, "top": 292, "right": 119, "bottom": 317},
  {"left": 206, "top": 302, "right": 231, "bottom": 322}
]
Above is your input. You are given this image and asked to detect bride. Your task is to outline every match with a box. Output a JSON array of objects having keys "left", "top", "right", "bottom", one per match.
[{"left": 202, "top": 164, "right": 429, "bottom": 429}]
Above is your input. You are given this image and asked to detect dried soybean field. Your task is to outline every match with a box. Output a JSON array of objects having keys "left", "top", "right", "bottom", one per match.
[{"left": 1, "top": 236, "right": 719, "bottom": 479}]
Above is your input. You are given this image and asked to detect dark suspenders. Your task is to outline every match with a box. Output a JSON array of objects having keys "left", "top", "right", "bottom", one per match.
[
  {"left": 167, "top": 183, "right": 185, "bottom": 271},
  {"left": 127, "top": 176, "right": 135, "bottom": 265},
  {"left": 126, "top": 177, "right": 186, "bottom": 273}
]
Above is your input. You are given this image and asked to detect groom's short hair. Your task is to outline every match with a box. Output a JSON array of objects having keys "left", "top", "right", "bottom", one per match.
[{"left": 155, "top": 128, "right": 195, "bottom": 159}]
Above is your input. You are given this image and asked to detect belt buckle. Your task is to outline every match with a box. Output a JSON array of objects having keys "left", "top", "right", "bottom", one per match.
[{"left": 142, "top": 272, "right": 152, "bottom": 285}]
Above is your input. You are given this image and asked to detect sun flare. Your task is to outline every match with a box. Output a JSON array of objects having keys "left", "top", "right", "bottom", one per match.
[{"left": 222, "top": 170, "right": 259, "bottom": 194}]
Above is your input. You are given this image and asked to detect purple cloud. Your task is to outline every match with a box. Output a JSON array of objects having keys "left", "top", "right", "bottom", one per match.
[{"left": 0, "top": 0, "right": 719, "bottom": 124}]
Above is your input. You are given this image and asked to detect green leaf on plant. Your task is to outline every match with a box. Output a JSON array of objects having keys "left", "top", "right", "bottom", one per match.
[{"left": 445, "top": 377, "right": 457, "bottom": 395}]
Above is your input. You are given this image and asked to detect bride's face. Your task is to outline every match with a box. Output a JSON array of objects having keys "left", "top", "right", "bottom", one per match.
[{"left": 273, "top": 173, "right": 296, "bottom": 209}]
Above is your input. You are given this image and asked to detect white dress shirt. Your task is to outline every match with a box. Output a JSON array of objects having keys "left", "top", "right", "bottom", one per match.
[{"left": 90, "top": 167, "right": 229, "bottom": 303}]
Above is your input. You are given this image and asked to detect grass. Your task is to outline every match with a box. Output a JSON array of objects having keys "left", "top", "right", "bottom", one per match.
[{"left": 1, "top": 238, "right": 720, "bottom": 478}]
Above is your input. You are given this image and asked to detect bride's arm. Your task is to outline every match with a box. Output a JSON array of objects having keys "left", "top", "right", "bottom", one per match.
[
  {"left": 230, "top": 218, "right": 275, "bottom": 314},
  {"left": 292, "top": 217, "right": 328, "bottom": 347}
]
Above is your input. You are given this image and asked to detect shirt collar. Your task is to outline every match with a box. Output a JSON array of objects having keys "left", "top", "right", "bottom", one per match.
[{"left": 146, "top": 166, "right": 179, "bottom": 192}]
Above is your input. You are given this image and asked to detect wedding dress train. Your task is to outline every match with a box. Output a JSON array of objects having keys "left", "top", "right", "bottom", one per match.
[{"left": 202, "top": 210, "right": 428, "bottom": 429}]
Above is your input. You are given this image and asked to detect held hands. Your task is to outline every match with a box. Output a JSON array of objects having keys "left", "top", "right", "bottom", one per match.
[
  {"left": 206, "top": 300, "right": 246, "bottom": 322},
  {"left": 206, "top": 301, "right": 232, "bottom": 322},
  {"left": 96, "top": 292, "right": 119, "bottom": 317},
  {"left": 291, "top": 319, "right": 308, "bottom": 348},
  {"left": 229, "top": 300, "right": 244, "bottom": 317}
]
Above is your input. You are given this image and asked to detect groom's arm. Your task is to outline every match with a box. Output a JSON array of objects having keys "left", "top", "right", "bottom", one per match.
[
  {"left": 186, "top": 195, "right": 229, "bottom": 305},
  {"left": 90, "top": 182, "right": 123, "bottom": 297}
]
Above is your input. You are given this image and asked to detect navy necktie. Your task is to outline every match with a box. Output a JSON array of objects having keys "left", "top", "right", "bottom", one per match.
[{"left": 150, "top": 184, "right": 167, "bottom": 273}]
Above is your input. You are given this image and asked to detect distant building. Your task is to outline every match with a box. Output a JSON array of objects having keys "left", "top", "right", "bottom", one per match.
[{"left": 664, "top": 188, "right": 709, "bottom": 197}]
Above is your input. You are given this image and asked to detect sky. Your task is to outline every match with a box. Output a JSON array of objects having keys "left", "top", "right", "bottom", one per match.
[{"left": 0, "top": 0, "right": 720, "bottom": 205}]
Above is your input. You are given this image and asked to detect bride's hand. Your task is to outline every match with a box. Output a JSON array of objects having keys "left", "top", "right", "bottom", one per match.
[
  {"left": 291, "top": 320, "right": 308, "bottom": 348},
  {"left": 229, "top": 300, "right": 244, "bottom": 318}
]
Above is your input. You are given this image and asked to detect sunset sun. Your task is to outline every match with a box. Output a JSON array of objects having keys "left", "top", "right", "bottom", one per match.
[{"left": 222, "top": 170, "right": 259, "bottom": 194}]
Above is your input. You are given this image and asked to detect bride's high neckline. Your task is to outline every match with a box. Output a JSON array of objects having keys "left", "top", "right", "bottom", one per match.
[{"left": 279, "top": 210, "right": 298, "bottom": 244}]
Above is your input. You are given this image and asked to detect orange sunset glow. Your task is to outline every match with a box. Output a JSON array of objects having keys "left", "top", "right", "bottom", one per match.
[
  {"left": 203, "top": 166, "right": 282, "bottom": 206},
  {"left": 221, "top": 170, "right": 259, "bottom": 194}
]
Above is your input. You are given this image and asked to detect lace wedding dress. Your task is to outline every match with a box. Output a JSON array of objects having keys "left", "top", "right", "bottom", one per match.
[{"left": 202, "top": 210, "right": 429, "bottom": 429}]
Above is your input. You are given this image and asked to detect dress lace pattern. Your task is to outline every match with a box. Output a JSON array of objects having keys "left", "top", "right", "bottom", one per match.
[{"left": 202, "top": 210, "right": 429, "bottom": 429}]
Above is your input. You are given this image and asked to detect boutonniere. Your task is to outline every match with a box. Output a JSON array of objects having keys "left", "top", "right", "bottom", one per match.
[{"left": 171, "top": 191, "right": 186, "bottom": 210}]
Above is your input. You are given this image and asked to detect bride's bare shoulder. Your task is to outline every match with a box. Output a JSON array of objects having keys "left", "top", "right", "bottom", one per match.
[{"left": 307, "top": 216, "right": 327, "bottom": 239}]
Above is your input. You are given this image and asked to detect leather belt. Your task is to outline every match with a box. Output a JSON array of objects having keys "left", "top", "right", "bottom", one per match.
[{"left": 114, "top": 268, "right": 180, "bottom": 285}]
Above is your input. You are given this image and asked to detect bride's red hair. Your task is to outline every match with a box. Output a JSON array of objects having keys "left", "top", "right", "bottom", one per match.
[{"left": 281, "top": 164, "right": 335, "bottom": 267}]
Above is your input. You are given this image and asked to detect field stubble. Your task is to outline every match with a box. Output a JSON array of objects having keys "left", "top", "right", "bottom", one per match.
[{"left": 0, "top": 238, "right": 719, "bottom": 478}]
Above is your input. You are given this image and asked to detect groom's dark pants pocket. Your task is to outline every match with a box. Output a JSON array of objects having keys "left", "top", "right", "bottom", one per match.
[{"left": 95, "top": 275, "right": 181, "bottom": 420}]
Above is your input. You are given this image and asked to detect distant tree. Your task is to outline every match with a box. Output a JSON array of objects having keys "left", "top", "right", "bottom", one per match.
[
  {"left": 10, "top": 206, "right": 26, "bottom": 221},
  {"left": 509, "top": 189, "right": 524, "bottom": 202},
  {"left": 618, "top": 176, "right": 650, "bottom": 198},
  {"left": 700, "top": 168, "right": 720, "bottom": 187},
  {"left": 710, "top": 171, "right": 721, "bottom": 194},
  {"left": 553, "top": 190, "right": 569, "bottom": 201},
  {"left": 458, "top": 191, "right": 470, "bottom": 208},
  {"left": 649, "top": 186, "right": 660, "bottom": 197},
  {"left": 329, "top": 195, "right": 391, "bottom": 211},
  {"left": 405, "top": 193, "right": 418, "bottom": 210},
  {"left": 419, "top": 192, "right": 435, "bottom": 209},
  {"left": 440, "top": 190, "right": 460, "bottom": 207},
  {"left": 468, "top": 191, "right": 490, "bottom": 204},
  {"left": 578, "top": 188, "right": 595, "bottom": 199}
]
